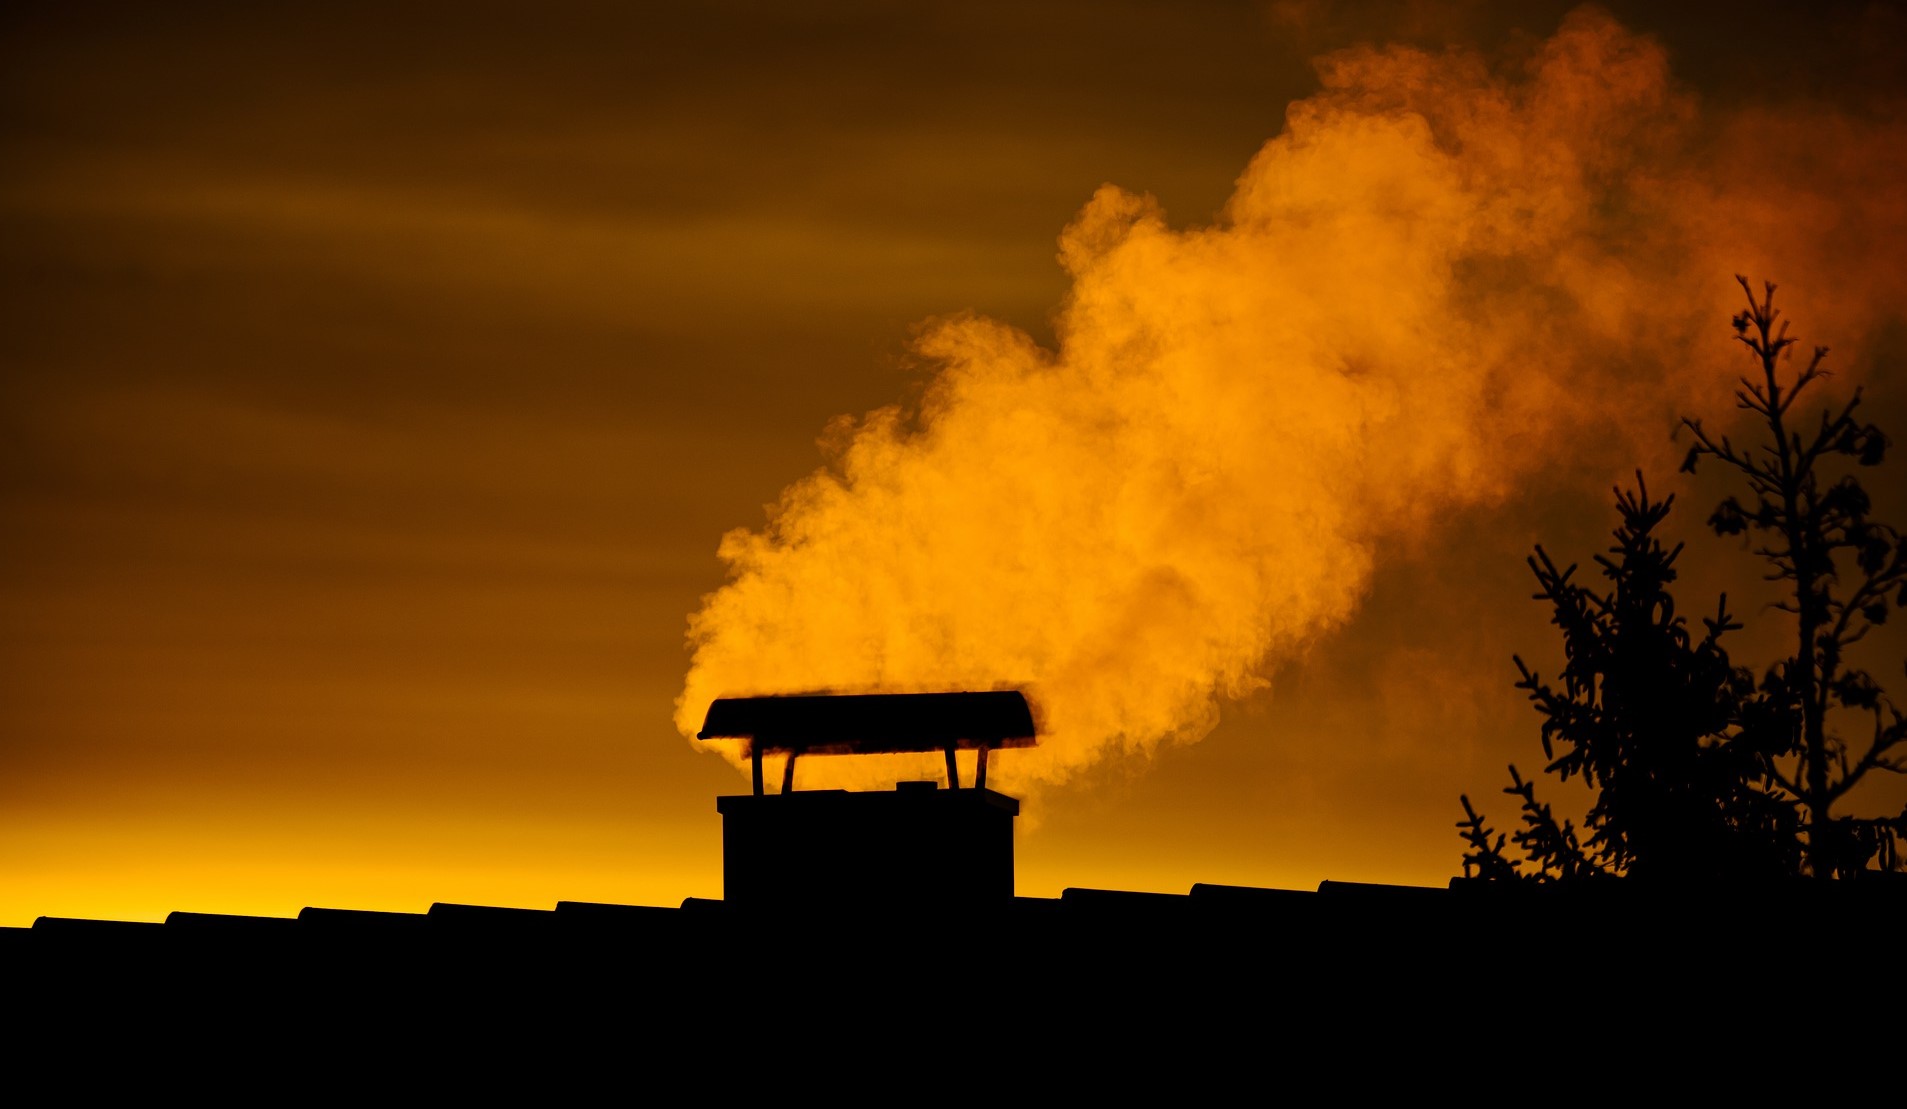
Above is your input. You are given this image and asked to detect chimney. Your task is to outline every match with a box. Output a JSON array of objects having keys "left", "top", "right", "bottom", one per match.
[{"left": 698, "top": 691, "right": 1035, "bottom": 907}]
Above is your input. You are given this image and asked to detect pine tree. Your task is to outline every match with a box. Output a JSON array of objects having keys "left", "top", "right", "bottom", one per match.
[
  {"left": 1458, "top": 478, "right": 1800, "bottom": 882},
  {"left": 1464, "top": 280, "right": 1907, "bottom": 881},
  {"left": 1680, "top": 278, "right": 1907, "bottom": 876}
]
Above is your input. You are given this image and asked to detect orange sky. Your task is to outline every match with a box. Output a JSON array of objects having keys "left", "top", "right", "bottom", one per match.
[{"left": 6, "top": 1, "right": 1906, "bottom": 925}]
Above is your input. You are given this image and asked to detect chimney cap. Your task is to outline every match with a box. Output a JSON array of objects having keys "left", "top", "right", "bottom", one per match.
[{"left": 697, "top": 690, "right": 1036, "bottom": 755}]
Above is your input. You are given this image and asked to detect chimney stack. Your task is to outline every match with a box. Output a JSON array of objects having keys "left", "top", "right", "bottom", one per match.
[{"left": 698, "top": 691, "right": 1035, "bottom": 907}]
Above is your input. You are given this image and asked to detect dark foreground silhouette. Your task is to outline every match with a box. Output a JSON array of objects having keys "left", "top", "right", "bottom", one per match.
[
  {"left": 17, "top": 691, "right": 1905, "bottom": 1087},
  {"left": 14, "top": 786, "right": 1905, "bottom": 1083}
]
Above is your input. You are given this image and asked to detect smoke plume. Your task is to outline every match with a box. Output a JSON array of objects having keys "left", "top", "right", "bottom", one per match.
[{"left": 677, "top": 7, "right": 1907, "bottom": 791}]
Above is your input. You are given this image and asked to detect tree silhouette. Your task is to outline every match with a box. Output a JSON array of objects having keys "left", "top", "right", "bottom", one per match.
[
  {"left": 1462, "top": 279, "right": 1905, "bottom": 881},
  {"left": 1680, "top": 278, "right": 1907, "bottom": 877},
  {"left": 1459, "top": 478, "right": 1800, "bottom": 882}
]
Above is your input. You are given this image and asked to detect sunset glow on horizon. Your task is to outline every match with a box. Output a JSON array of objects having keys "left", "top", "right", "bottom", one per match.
[{"left": 6, "top": 1, "right": 1905, "bottom": 926}]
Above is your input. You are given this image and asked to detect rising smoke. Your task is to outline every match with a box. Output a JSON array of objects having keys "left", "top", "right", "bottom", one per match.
[{"left": 677, "top": 7, "right": 1907, "bottom": 791}]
